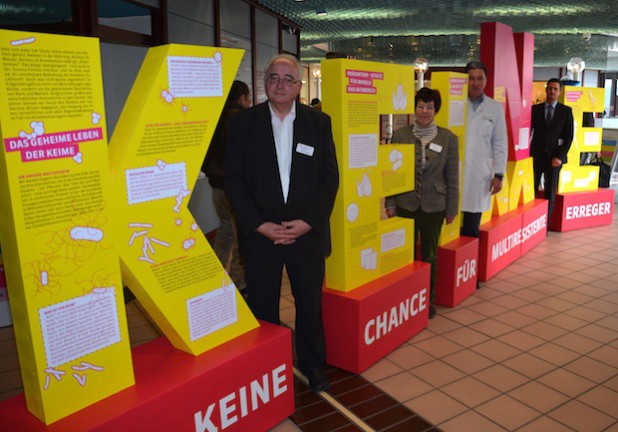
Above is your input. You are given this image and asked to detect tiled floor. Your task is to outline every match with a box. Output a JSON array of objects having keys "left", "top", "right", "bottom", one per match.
[{"left": 1, "top": 213, "right": 617, "bottom": 431}]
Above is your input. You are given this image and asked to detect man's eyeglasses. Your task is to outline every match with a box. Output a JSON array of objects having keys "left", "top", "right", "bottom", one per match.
[{"left": 266, "top": 74, "right": 300, "bottom": 87}]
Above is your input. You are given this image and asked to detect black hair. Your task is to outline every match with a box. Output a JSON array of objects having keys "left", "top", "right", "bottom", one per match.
[
  {"left": 546, "top": 78, "right": 562, "bottom": 89},
  {"left": 227, "top": 80, "right": 250, "bottom": 106},
  {"left": 415, "top": 87, "right": 442, "bottom": 113},
  {"left": 465, "top": 61, "right": 488, "bottom": 76}
]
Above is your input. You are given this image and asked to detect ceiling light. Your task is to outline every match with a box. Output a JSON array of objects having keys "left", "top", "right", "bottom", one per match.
[{"left": 316, "top": 7, "right": 327, "bottom": 16}]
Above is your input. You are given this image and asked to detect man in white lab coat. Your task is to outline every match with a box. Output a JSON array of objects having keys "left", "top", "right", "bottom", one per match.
[{"left": 461, "top": 61, "right": 508, "bottom": 241}]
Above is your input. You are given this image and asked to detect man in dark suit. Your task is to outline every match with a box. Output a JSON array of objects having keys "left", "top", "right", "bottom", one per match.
[
  {"left": 530, "top": 78, "right": 574, "bottom": 219},
  {"left": 225, "top": 54, "right": 339, "bottom": 392}
]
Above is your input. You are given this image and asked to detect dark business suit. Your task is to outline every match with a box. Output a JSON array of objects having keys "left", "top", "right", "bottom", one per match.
[
  {"left": 225, "top": 101, "right": 339, "bottom": 374},
  {"left": 530, "top": 102, "right": 574, "bottom": 218}
]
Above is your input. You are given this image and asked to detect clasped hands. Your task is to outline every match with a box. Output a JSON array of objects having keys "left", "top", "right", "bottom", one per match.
[{"left": 257, "top": 220, "right": 311, "bottom": 245}]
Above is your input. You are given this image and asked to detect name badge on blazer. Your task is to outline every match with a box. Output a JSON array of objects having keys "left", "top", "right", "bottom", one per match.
[
  {"left": 428, "top": 142, "right": 442, "bottom": 153},
  {"left": 296, "top": 142, "right": 314, "bottom": 156}
]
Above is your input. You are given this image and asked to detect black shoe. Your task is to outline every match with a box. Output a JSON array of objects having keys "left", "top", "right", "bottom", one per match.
[
  {"left": 428, "top": 306, "right": 437, "bottom": 319},
  {"left": 306, "top": 369, "right": 330, "bottom": 392},
  {"left": 476, "top": 281, "right": 481, "bottom": 290}
]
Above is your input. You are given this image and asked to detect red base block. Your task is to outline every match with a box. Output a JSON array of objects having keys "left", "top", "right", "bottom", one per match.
[
  {"left": 479, "top": 211, "right": 523, "bottom": 281},
  {"left": 550, "top": 189, "right": 615, "bottom": 232},
  {"left": 323, "top": 262, "right": 430, "bottom": 374},
  {"left": 435, "top": 236, "right": 479, "bottom": 307},
  {"left": 0, "top": 322, "right": 294, "bottom": 432},
  {"left": 516, "top": 199, "right": 549, "bottom": 255}
]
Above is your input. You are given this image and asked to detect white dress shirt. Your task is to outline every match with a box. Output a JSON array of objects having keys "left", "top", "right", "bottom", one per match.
[{"left": 269, "top": 102, "right": 296, "bottom": 203}]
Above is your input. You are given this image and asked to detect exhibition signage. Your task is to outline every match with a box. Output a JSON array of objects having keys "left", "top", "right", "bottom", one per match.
[
  {"left": 0, "top": 30, "right": 134, "bottom": 423},
  {"left": 108, "top": 44, "right": 259, "bottom": 355},
  {"left": 323, "top": 262, "right": 430, "bottom": 373},
  {"left": 558, "top": 86, "right": 605, "bottom": 194},
  {"left": 550, "top": 188, "right": 615, "bottom": 232},
  {"left": 0, "top": 323, "right": 295, "bottom": 432},
  {"left": 322, "top": 58, "right": 416, "bottom": 293},
  {"left": 434, "top": 236, "right": 478, "bottom": 307},
  {"left": 479, "top": 211, "right": 523, "bottom": 281}
]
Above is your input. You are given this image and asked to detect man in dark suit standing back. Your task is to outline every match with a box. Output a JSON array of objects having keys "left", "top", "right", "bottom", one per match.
[
  {"left": 530, "top": 78, "right": 574, "bottom": 219},
  {"left": 225, "top": 54, "right": 339, "bottom": 391}
]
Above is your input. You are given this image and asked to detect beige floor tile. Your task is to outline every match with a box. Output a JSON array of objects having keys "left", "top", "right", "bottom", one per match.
[
  {"left": 508, "top": 381, "right": 570, "bottom": 413},
  {"left": 473, "top": 364, "right": 530, "bottom": 392},
  {"left": 476, "top": 394, "right": 542, "bottom": 430},
  {"left": 502, "top": 352, "right": 556, "bottom": 379},
  {"left": 538, "top": 369, "right": 597, "bottom": 398},
  {"left": 385, "top": 344, "right": 434, "bottom": 370},
  {"left": 469, "top": 318, "right": 515, "bottom": 337},
  {"left": 603, "top": 375, "right": 618, "bottom": 392},
  {"left": 409, "top": 360, "right": 466, "bottom": 388},
  {"left": 563, "top": 356, "right": 617, "bottom": 384},
  {"left": 556, "top": 291, "right": 595, "bottom": 306},
  {"left": 439, "top": 409, "right": 509, "bottom": 432},
  {"left": 548, "top": 400, "right": 615, "bottom": 432},
  {"left": 512, "top": 289, "right": 549, "bottom": 303},
  {"left": 588, "top": 278, "right": 618, "bottom": 291},
  {"left": 537, "top": 296, "right": 579, "bottom": 312},
  {"left": 553, "top": 332, "right": 603, "bottom": 355},
  {"left": 442, "top": 327, "right": 490, "bottom": 348},
  {"left": 528, "top": 342, "right": 581, "bottom": 366},
  {"left": 470, "top": 339, "right": 522, "bottom": 363},
  {"left": 516, "top": 303, "right": 559, "bottom": 320},
  {"left": 440, "top": 377, "right": 501, "bottom": 408},
  {"left": 544, "top": 313, "right": 590, "bottom": 331},
  {"left": 411, "top": 335, "right": 464, "bottom": 358},
  {"left": 499, "top": 329, "right": 546, "bottom": 351},
  {"left": 587, "top": 345, "right": 618, "bottom": 368},
  {"left": 493, "top": 310, "right": 537, "bottom": 328},
  {"left": 360, "top": 358, "right": 404, "bottom": 382},
  {"left": 405, "top": 389, "right": 468, "bottom": 424},
  {"left": 425, "top": 314, "right": 463, "bottom": 333},
  {"left": 574, "top": 324, "right": 618, "bottom": 343},
  {"left": 515, "top": 415, "right": 578, "bottom": 432},
  {"left": 374, "top": 371, "right": 433, "bottom": 402},
  {"left": 521, "top": 321, "right": 568, "bottom": 341},
  {"left": 545, "top": 278, "right": 584, "bottom": 290},
  {"left": 268, "top": 419, "right": 301, "bottom": 432},
  {"left": 583, "top": 298, "right": 618, "bottom": 313},
  {"left": 438, "top": 307, "right": 487, "bottom": 326},
  {"left": 601, "top": 422, "right": 618, "bottom": 432},
  {"left": 564, "top": 305, "right": 606, "bottom": 322},
  {"left": 577, "top": 386, "right": 618, "bottom": 418},
  {"left": 596, "top": 314, "right": 618, "bottom": 330},
  {"left": 465, "top": 301, "right": 510, "bottom": 318},
  {"left": 490, "top": 294, "right": 529, "bottom": 310},
  {"left": 441, "top": 349, "right": 495, "bottom": 375}
]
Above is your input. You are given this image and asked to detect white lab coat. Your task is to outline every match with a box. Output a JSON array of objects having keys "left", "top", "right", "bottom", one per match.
[{"left": 462, "top": 95, "right": 508, "bottom": 213}]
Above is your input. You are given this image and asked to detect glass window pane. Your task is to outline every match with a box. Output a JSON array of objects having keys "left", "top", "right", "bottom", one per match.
[
  {"left": 220, "top": 0, "right": 250, "bottom": 39},
  {"left": 0, "top": 0, "right": 72, "bottom": 26},
  {"left": 98, "top": 0, "right": 152, "bottom": 36},
  {"left": 255, "top": 9, "right": 277, "bottom": 48},
  {"left": 256, "top": 43, "right": 278, "bottom": 104},
  {"left": 221, "top": 31, "right": 253, "bottom": 101},
  {"left": 282, "top": 26, "right": 298, "bottom": 55}
]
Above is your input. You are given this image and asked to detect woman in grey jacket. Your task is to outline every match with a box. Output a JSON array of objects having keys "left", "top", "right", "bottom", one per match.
[{"left": 385, "top": 87, "right": 459, "bottom": 318}]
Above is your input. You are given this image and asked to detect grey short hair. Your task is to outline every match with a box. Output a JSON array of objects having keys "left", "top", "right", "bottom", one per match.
[{"left": 265, "top": 54, "right": 302, "bottom": 79}]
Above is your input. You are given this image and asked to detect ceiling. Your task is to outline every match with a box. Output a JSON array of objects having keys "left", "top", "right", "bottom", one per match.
[{"left": 256, "top": 0, "right": 618, "bottom": 71}]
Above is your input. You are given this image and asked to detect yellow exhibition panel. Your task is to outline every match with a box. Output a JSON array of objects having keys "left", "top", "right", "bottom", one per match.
[
  {"left": 0, "top": 30, "right": 134, "bottom": 424},
  {"left": 558, "top": 86, "right": 605, "bottom": 193},
  {"left": 108, "top": 44, "right": 258, "bottom": 356},
  {"left": 322, "top": 58, "right": 416, "bottom": 292}
]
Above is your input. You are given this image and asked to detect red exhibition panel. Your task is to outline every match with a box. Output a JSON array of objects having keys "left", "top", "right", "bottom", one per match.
[
  {"left": 479, "top": 211, "right": 523, "bottom": 281},
  {"left": 0, "top": 322, "right": 294, "bottom": 432},
  {"left": 435, "top": 236, "right": 479, "bottom": 308},
  {"left": 550, "top": 189, "right": 615, "bottom": 232},
  {"left": 323, "top": 262, "right": 430, "bottom": 374},
  {"left": 516, "top": 199, "right": 549, "bottom": 255}
]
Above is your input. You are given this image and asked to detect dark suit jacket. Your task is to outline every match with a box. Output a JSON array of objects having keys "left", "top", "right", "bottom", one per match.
[
  {"left": 530, "top": 102, "right": 574, "bottom": 163},
  {"left": 225, "top": 102, "right": 339, "bottom": 263}
]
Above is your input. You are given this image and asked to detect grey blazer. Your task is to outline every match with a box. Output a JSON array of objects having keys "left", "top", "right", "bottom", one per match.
[{"left": 385, "top": 126, "right": 459, "bottom": 216}]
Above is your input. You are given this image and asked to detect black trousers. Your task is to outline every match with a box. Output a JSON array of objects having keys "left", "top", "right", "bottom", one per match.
[
  {"left": 461, "top": 212, "right": 482, "bottom": 238},
  {"left": 396, "top": 207, "right": 445, "bottom": 302},
  {"left": 533, "top": 153, "right": 562, "bottom": 220},
  {"left": 245, "top": 257, "right": 326, "bottom": 374}
]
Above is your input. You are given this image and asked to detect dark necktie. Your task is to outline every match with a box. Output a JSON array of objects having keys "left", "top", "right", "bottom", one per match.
[{"left": 546, "top": 105, "right": 554, "bottom": 126}]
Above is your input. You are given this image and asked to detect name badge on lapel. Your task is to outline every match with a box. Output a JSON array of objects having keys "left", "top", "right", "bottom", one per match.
[
  {"left": 428, "top": 142, "right": 443, "bottom": 153},
  {"left": 296, "top": 142, "right": 314, "bottom": 157}
]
